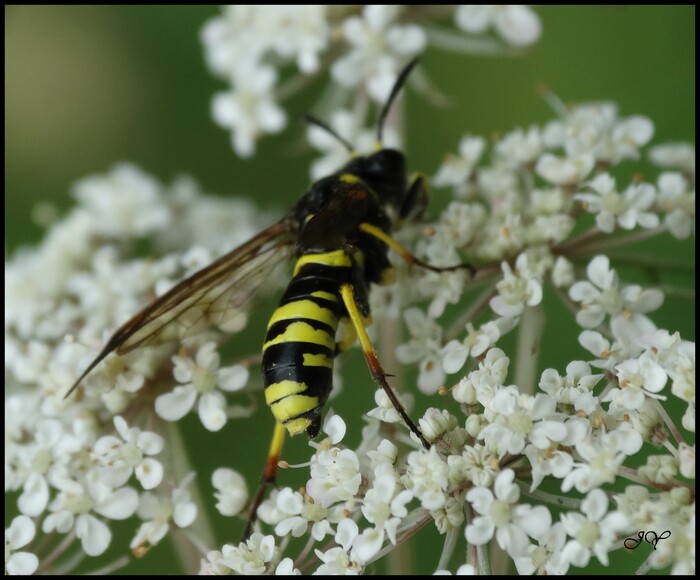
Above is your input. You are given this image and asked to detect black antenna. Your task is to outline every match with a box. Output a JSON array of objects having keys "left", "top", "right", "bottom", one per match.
[
  {"left": 302, "top": 114, "right": 354, "bottom": 153},
  {"left": 377, "top": 57, "right": 419, "bottom": 143}
]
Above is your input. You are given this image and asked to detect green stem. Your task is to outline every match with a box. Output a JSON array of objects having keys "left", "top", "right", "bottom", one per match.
[{"left": 514, "top": 305, "right": 545, "bottom": 395}]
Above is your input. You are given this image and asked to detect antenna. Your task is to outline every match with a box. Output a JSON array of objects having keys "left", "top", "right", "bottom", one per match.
[
  {"left": 302, "top": 114, "right": 354, "bottom": 153},
  {"left": 377, "top": 57, "right": 419, "bottom": 143}
]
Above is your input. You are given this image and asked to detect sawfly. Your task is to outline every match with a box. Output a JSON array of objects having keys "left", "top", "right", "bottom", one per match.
[{"left": 66, "top": 58, "right": 473, "bottom": 539}]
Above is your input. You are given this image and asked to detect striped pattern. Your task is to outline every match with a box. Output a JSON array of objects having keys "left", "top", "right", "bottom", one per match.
[{"left": 262, "top": 249, "right": 354, "bottom": 437}]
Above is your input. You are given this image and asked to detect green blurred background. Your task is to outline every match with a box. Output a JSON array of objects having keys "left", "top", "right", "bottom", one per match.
[{"left": 5, "top": 6, "right": 695, "bottom": 575}]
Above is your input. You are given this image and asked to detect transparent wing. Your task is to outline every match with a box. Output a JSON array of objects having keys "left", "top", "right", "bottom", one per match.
[{"left": 66, "top": 218, "right": 295, "bottom": 396}]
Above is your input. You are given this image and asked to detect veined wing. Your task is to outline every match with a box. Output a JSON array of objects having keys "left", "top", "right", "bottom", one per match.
[{"left": 66, "top": 217, "right": 296, "bottom": 397}]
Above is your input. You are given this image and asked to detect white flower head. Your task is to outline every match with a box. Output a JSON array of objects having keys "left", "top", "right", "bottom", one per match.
[
  {"left": 465, "top": 469, "right": 552, "bottom": 558},
  {"left": 490, "top": 253, "right": 543, "bottom": 317},
  {"left": 396, "top": 308, "right": 446, "bottom": 394},
  {"left": 131, "top": 473, "right": 198, "bottom": 553},
  {"left": 213, "top": 533, "right": 278, "bottom": 575},
  {"left": 332, "top": 6, "right": 426, "bottom": 102},
  {"left": 569, "top": 255, "right": 663, "bottom": 334},
  {"left": 603, "top": 353, "right": 668, "bottom": 412},
  {"left": 560, "top": 489, "right": 629, "bottom": 567},
  {"left": 211, "top": 63, "right": 286, "bottom": 158},
  {"left": 433, "top": 136, "right": 486, "bottom": 194},
  {"left": 575, "top": 173, "right": 660, "bottom": 233},
  {"left": 43, "top": 472, "right": 139, "bottom": 557},
  {"left": 155, "top": 342, "right": 249, "bottom": 431},
  {"left": 543, "top": 101, "right": 653, "bottom": 163},
  {"left": 403, "top": 447, "right": 450, "bottom": 511},
  {"left": 92, "top": 415, "right": 164, "bottom": 490},
  {"left": 305, "top": 446, "right": 361, "bottom": 508}
]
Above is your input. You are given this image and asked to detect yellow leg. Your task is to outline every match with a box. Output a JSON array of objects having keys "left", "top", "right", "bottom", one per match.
[
  {"left": 339, "top": 283, "right": 429, "bottom": 450},
  {"left": 242, "top": 421, "right": 286, "bottom": 540},
  {"left": 359, "top": 222, "right": 475, "bottom": 276}
]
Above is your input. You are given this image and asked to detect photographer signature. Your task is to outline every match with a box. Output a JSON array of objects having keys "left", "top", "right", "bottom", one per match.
[{"left": 624, "top": 530, "right": 671, "bottom": 551}]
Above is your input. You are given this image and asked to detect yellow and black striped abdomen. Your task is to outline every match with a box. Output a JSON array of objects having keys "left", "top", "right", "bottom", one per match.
[{"left": 262, "top": 250, "right": 354, "bottom": 438}]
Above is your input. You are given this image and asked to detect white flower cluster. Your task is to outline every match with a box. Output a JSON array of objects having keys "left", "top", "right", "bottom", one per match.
[
  {"left": 5, "top": 163, "right": 276, "bottom": 570},
  {"left": 201, "top": 5, "right": 542, "bottom": 157},
  {"left": 394, "top": 98, "right": 695, "bottom": 398},
  {"left": 6, "top": 5, "right": 694, "bottom": 577},
  {"left": 199, "top": 94, "right": 693, "bottom": 574}
]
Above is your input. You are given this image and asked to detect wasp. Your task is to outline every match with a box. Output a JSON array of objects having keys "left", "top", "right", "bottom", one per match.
[{"left": 66, "top": 58, "right": 473, "bottom": 539}]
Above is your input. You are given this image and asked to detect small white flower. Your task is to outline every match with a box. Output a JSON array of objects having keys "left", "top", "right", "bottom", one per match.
[
  {"left": 16, "top": 418, "right": 65, "bottom": 517},
  {"left": 575, "top": 173, "right": 660, "bottom": 233},
  {"left": 396, "top": 308, "right": 446, "bottom": 394},
  {"left": 215, "top": 533, "right": 278, "bottom": 575},
  {"left": 560, "top": 489, "right": 629, "bottom": 567},
  {"left": 332, "top": 6, "right": 426, "bottom": 102},
  {"left": 479, "top": 389, "right": 565, "bottom": 455},
  {"left": 514, "top": 521, "right": 569, "bottom": 575},
  {"left": 441, "top": 319, "right": 503, "bottom": 376},
  {"left": 155, "top": 342, "right": 248, "bottom": 431},
  {"left": 604, "top": 354, "right": 668, "bottom": 411},
  {"left": 524, "top": 443, "right": 575, "bottom": 492},
  {"left": 561, "top": 430, "right": 640, "bottom": 493},
  {"left": 366, "top": 388, "right": 403, "bottom": 426},
  {"left": 456, "top": 347, "right": 511, "bottom": 409},
  {"left": 431, "top": 495, "right": 467, "bottom": 535},
  {"left": 568, "top": 255, "right": 663, "bottom": 335},
  {"left": 361, "top": 463, "right": 413, "bottom": 544},
  {"left": 489, "top": 253, "right": 543, "bottom": 317},
  {"left": 638, "top": 454, "right": 678, "bottom": 485},
  {"left": 538, "top": 361, "right": 604, "bottom": 409},
  {"left": 211, "top": 63, "right": 286, "bottom": 157},
  {"left": 306, "top": 446, "right": 362, "bottom": 508},
  {"left": 543, "top": 102, "right": 653, "bottom": 163},
  {"left": 403, "top": 447, "right": 450, "bottom": 510},
  {"left": 92, "top": 415, "right": 164, "bottom": 490},
  {"left": 448, "top": 444, "right": 500, "bottom": 489},
  {"left": 465, "top": 469, "right": 552, "bottom": 558},
  {"left": 212, "top": 467, "right": 248, "bottom": 517},
  {"left": 43, "top": 472, "right": 139, "bottom": 556},
  {"left": 494, "top": 126, "right": 543, "bottom": 168},
  {"left": 577, "top": 329, "right": 637, "bottom": 372},
  {"left": 131, "top": 473, "right": 198, "bottom": 552},
  {"left": 433, "top": 136, "right": 486, "bottom": 194},
  {"left": 5, "top": 515, "right": 39, "bottom": 576},
  {"left": 314, "top": 545, "right": 361, "bottom": 575}
]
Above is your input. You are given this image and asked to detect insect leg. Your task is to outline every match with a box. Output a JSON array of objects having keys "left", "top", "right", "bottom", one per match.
[
  {"left": 399, "top": 174, "right": 429, "bottom": 221},
  {"left": 359, "top": 222, "right": 476, "bottom": 277},
  {"left": 242, "top": 421, "right": 286, "bottom": 540},
  {"left": 339, "top": 283, "right": 430, "bottom": 450}
]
